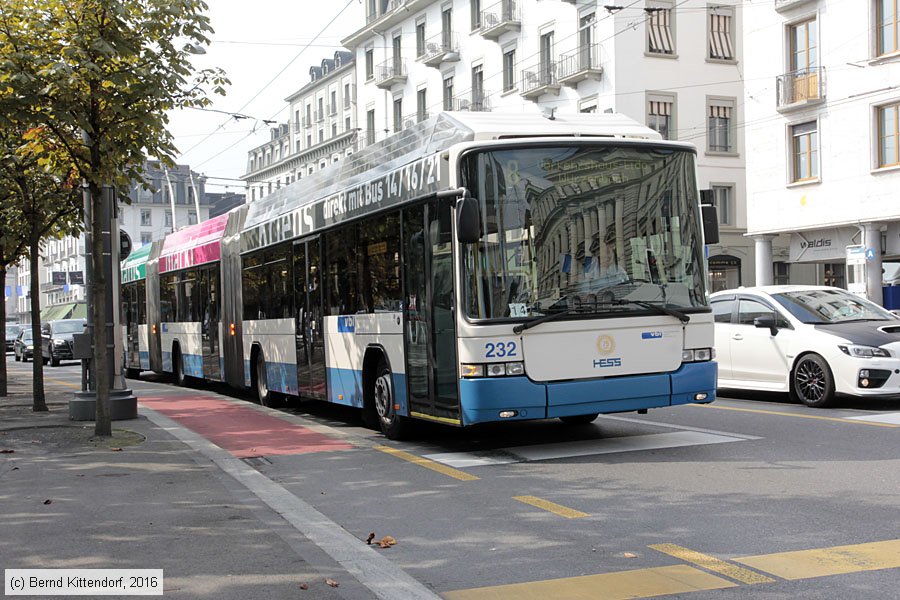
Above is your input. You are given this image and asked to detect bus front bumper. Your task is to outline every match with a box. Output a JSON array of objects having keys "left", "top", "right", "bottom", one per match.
[{"left": 459, "top": 361, "right": 717, "bottom": 426}]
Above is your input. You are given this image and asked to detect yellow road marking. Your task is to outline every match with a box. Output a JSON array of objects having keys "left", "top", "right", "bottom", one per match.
[
  {"left": 512, "top": 495, "right": 589, "bottom": 519},
  {"left": 649, "top": 543, "right": 776, "bottom": 585},
  {"left": 688, "top": 403, "right": 900, "bottom": 428},
  {"left": 45, "top": 377, "right": 80, "bottom": 389},
  {"left": 442, "top": 565, "right": 737, "bottom": 600},
  {"left": 735, "top": 539, "right": 900, "bottom": 580},
  {"left": 374, "top": 445, "right": 479, "bottom": 481}
]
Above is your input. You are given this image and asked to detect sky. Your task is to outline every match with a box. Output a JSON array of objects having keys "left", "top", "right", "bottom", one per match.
[{"left": 166, "top": 0, "right": 364, "bottom": 193}]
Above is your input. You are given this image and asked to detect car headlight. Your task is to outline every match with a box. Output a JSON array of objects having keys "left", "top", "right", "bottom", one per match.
[
  {"left": 838, "top": 344, "right": 891, "bottom": 358},
  {"left": 26, "top": 345, "right": 33, "bottom": 350}
]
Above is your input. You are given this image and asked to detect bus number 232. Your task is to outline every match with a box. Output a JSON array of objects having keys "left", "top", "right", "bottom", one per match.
[{"left": 485, "top": 341, "right": 517, "bottom": 358}]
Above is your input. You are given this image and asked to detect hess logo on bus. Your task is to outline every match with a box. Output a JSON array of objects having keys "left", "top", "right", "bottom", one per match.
[{"left": 594, "top": 335, "right": 622, "bottom": 369}]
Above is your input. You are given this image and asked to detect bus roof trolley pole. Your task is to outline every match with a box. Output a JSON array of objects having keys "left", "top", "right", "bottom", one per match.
[{"left": 436, "top": 187, "right": 481, "bottom": 244}]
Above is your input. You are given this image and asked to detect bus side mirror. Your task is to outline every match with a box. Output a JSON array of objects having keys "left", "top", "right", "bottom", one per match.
[
  {"left": 699, "top": 190, "right": 719, "bottom": 245},
  {"left": 457, "top": 193, "right": 481, "bottom": 244}
]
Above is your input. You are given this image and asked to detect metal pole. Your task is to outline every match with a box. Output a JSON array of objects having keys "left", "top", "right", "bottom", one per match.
[
  {"left": 164, "top": 167, "right": 178, "bottom": 232},
  {"left": 189, "top": 171, "right": 201, "bottom": 221}
]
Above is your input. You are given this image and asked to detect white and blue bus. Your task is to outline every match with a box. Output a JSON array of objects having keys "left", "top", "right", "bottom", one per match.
[{"left": 125, "top": 112, "right": 718, "bottom": 439}]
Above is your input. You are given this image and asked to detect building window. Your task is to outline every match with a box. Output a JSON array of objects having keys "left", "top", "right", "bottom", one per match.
[
  {"left": 188, "top": 211, "right": 197, "bottom": 225},
  {"left": 332, "top": 123, "right": 337, "bottom": 137},
  {"left": 443, "top": 75, "right": 454, "bottom": 110},
  {"left": 366, "top": 109, "right": 375, "bottom": 145},
  {"left": 140, "top": 209, "right": 152, "bottom": 227},
  {"left": 471, "top": 64, "right": 484, "bottom": 109},
  {"left": 877, "top": 102, "right": 899, "bottom": 168},
  {"left": 647, "top": 5, "right": 674, "bottom": 55},
  {"left": 502, "top": 48, "right": 516, "bottom": 92},
  {"left": 306, "top": 134, "right": 312, "bottom": 147},
  {"left": 708, "top": 101, "right": 734, "bottom": 152},
  {"left": 344, "top": 83, "right": 351, "bottom": 108},
  {"left": 823, "top": 263, "right": 845, "bottom": 288},
  {"left": 318, "top": 129, "right": 324, "bottom": 143},
  {"left": 345, "top": 116, "right": 351, "bottom": 131},
  {"left": 791, "top": 121, "right": 818, "bottom": 182},
  {"left": 365, "top": 48, "right": 374, "bottom": 80},
  {"left": 789, "top": 18, "right": 818, "bottom": 89},
  {"left": 330, "top": 91, "right": 337, "bottom": 114},
  {"left": 471, "top": 0, "right": 481, "bottom": 30},
  {"left": 774, "top": 261, "right": 790, "bottom": 285},
  {"left": 648, "top": 96, "right": 674, "bottom": 140},
  {"left": 165, "top": 211, "right": 173, "bottom": 228},
  {"left": 539, "top": 31, "right": 554, "bottom": 83},
  {"left": 393, "top": 97, "right": 403, "bottom": 133},
  {"left": 710, "top": 185, "right": 733, "bottom": 226},
  {"left": 877, "top": 0, "right": 898, "bottom": 56},
  {"left": 416, "top": 21, "right": 426, "bottom": 57},
  {"left": 141, "top": 232, "right": 152, "bottom": 245},
  {"left": 708, "top": 6, "right": 734, "bottom": 60},
  {"left": 417, "top": 88, "right": 427, "bottom": 121}
]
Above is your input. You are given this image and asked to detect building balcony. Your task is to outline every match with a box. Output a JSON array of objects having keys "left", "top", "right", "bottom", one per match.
[
  {"left": 480, "top": 0, "right": 521, "bottom": 41},
  {"left": 776, "top": 67, "right": 825, "bottom": 111},
  {"left": 451, "top": 93, "right": 492, "bottom": 112},
  {"left": 520, "top": 63, "right": 561, "bottom": 100},
  {"left": 375, "top": 59, "right": 407, "bottom": 89},
  {"left": 420, "top": 32, "right": 460, "bottom": 67},
  {"left": 557, "top": 43, "right": 603, "bottom": 87},
  {"left": 774, "top": 0, "right": 817, "bottom": 12}
]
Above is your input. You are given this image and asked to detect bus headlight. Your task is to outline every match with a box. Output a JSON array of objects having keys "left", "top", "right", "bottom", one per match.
[
  {"left": 460, "top": 364, "right": 484, "bottom": 378},
  {"left": 461, "top": 361, "right": 525, "bottom": 378}
]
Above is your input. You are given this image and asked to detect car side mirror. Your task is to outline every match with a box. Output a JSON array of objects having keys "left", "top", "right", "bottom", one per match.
[{"left": 753, "top": 315, "right": 778, "bottom": 336}]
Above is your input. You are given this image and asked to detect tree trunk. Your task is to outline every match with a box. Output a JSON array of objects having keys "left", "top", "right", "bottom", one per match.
[
  {"left": 90, "top": 181, "right": 111, "bottom": 436},
  {"left": 0, "top": 267, "right": 7, "bottom": 397},
  {"left": 29, "top": 243, "right": 47, "bottom": 412}
]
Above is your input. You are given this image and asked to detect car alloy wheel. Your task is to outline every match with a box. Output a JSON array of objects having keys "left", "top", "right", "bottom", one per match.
[{"left": 792, "top": 354, "right": 835, "bottom": 408}]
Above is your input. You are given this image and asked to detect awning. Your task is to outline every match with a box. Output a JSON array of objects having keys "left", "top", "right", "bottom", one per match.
[{"left": 39, "top": 302, "right": 86, "bottom": 321}]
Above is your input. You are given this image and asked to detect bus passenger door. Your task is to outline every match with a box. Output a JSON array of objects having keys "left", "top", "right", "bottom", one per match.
[
  {"left": 403, "top": 200, "right": 460, "bottom": 422},
  {"left": 200, "top": 266, "right": 221, "bottom": 380},
  {"left": 294, "top": 239, "right": 325, "bottom": 400}
]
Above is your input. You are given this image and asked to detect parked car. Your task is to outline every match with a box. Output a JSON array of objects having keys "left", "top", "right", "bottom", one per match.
[
  {"left": 711, "top": 286, "right": 900, "bottom": 407},
  {"left": 40, "top": 318, "right": 86, "bottom": 366},
  {"left": 5, "top": 324, "right": 23, "bottom": 351},
  {"left": 14, "top": 328, "right": 34, "bottom": 362}
]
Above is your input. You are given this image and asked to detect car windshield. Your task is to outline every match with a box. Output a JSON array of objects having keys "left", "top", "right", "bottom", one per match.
[
  {"left": 52, "top": 321, "right": 85, "bottom": 333},
  {"left": 5, "top": 326, "right": 19, "bottom": 335},
  {"left": 772, "top": 289, "right": 898, "bottom": 324},
  {"left": 460, "top": 144, "right": 708, "bottom": 320},
  {"left": 21, "top": 330, "right": 32, "bottom": 341}
]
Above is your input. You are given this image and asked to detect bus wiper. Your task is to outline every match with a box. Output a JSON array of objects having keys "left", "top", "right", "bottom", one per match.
[
  {"left": 612, "top": 300, "right": 690, "bottom": 324},
  {"left": 512, "top": 308, "right": 577, "bottom": 334}
]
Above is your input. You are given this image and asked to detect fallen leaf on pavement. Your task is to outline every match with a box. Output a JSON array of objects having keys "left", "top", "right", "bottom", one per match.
[
  {"left": 623, "top": 552, "right": 637, "bottom": 558},
  {"left": 366, "top": 532, "right": 375, "bottom": 545},
  {"left": 43, "top": 499, "right": 52, "bottom": 505},
  {"left": 11, "top": 467, "right": 19, "bottom": 471},
  {"left": 110, "top": 448, "right": 123, "bottom": 452},
  {"left": 0, "top": 449, "right": 14, "bottom": 454},
  {"left": 298, "top": 582, "right": 309, "bottom": 590},
  {"left": 378, "top": 535, "right": 397, "bottom": 548},
  {"left": 325, "top": 578, "right": 339, "bottom": 588}
]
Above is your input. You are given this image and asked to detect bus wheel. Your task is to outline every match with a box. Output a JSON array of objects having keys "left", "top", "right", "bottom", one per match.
[
  {"left": 173, "top": 346, "right": 187, "bottom": 387},
  {"left": 373, "top": 360, "right": 409, "bottom": 440},
  {"left": 125, "top": 368, "right": 141, "bottom": 379},
  {"left": 559, "top": 413, "right": 599, "bottom": 425},
  {"left": 254, "top": 352, "right": 271, "bottom": 406}
]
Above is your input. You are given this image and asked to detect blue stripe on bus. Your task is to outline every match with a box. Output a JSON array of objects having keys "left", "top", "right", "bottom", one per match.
[
  {"left": 546, "top": 373, "right": 671, "bottom": 419},
  {"left": 183, "top": 353, "right": 203, "bottom": 378},
  {"left": 139, "top": 351, "right": 150, "bottom": 370},
  {"left": 324, "top": 368, "right": 408, "bottom": 415},
  {"left": 459, "top": 377, "right": 548, "bottom": 425},
  {"left": 671, "top": 360, "right": 717, "bottom": 406},
  {"left": 162, "top": 351, "right": 172, "bottom": 372}
]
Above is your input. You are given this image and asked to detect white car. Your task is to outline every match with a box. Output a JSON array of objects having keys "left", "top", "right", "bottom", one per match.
[{"left": 710, "top": 286, "right": 900, "bottom": 407}]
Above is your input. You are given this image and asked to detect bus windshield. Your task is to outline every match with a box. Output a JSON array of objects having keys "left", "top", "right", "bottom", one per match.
[{"left": 461, "top": 145, "right": 708, "bottom": 321}]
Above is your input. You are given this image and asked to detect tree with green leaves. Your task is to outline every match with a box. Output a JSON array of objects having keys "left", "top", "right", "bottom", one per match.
[
  {"left": 0, "top": 0, "right": 227, "bottom": 434},
  {"left": 0, "top": 126, "right": 83, "bottom": 409}
]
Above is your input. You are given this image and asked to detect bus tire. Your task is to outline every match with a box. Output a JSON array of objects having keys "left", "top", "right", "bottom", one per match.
[
  {"left": 125, "top": 368, "right": 141, "bottom": 379},
  {"left": 373, "top": 360, "right": 409, "bottom": 440},
  {"left": 173, "top": 345, "right": 187, "bottom": 387},
  {"left": 559, "top": 413, "right": 599, "bottom": 425},
  {"left": 253, "top": 351, "right": 272, "bottom": 407}
]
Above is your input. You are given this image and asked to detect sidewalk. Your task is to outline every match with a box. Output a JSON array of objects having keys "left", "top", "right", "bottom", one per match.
[{"left": 0, "top": 375, "right": 372, "bottom": 599}]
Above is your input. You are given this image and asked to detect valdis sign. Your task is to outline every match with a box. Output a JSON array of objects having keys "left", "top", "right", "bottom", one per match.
[{"left": 789, "top": 228, "right": 860, "bottom": 262}]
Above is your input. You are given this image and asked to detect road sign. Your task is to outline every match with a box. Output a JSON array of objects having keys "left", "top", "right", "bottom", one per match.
[
  {"left": 119, "top": 229, "right": 132, "bottom": 261},
  {"left": 865, "top": 248, "right": 876, "bottom": 261}
]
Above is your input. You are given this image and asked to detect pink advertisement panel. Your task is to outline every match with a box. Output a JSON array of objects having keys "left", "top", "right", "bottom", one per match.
[{"left": 158, "top": 213, "right": 229, "bottom": 274}]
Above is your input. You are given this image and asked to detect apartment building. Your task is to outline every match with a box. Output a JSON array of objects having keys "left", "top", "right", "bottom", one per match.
[
  {"left": 15, "top": 162, "right": 210, "bottom": 322},
  {"left": 744, "top": 0, "right": 900, "bottom": 305},
  {"left": 342, "top": 0, "right": 759, "bottom": 291},
  {"left": 242, "top": 51, "right": 358, "bottom": 202}
]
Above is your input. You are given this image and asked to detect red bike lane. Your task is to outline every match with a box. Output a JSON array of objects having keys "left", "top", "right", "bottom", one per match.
[{"left": 140, "top": 394, "right": 354, "bottom": 458}]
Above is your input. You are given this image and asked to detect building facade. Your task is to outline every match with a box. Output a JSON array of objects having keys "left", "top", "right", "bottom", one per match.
[
  {"left": 744, "top": 0, "right": 900, "bottom": 305},
  {"left": 342, "top": 0, "right": 761, "bottom": 290},
  {"left": 242, "top": 51, "right": 358, "bottom": 202},
  {"left": 15, "top": 162, "right": 210, "bottom": 322}
]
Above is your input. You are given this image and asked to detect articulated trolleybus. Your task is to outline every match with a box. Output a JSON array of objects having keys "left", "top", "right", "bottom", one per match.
[{"left": 122, "top": 112, "right": 718, "bottom": 439}]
